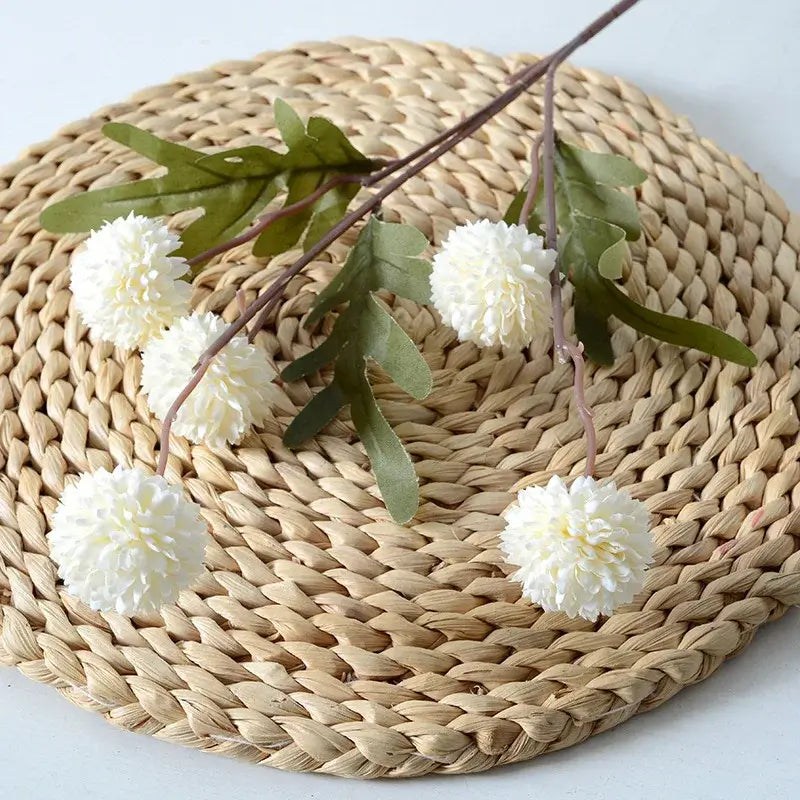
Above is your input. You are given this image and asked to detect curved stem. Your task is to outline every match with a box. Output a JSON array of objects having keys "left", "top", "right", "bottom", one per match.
[
  {"left": 155, "top": 355, "right": 214, "bottom": 476},
  {"left": 186, "top": 173, "right": 369, "bottom": 268},
  {"left": 518, "top": 133, "right": 544, "bottom": 227}
]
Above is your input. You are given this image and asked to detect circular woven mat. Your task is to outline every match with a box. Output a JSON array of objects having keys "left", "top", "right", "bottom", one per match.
[{"left": 1, "top": 39, "right": 799, "bottom": 779}]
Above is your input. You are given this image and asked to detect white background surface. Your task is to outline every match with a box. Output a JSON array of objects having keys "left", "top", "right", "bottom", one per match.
[{"left": 0, "top": 1, "right": 798, "bottom": 798}]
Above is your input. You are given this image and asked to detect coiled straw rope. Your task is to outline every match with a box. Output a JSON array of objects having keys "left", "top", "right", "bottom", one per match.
[{"left": 1, "top": 39, "right": 799, "bottom": 778}]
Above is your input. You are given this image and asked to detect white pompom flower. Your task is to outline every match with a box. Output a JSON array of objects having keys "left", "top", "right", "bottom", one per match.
[
  {"left": 48, "top": 466, "right": 208, "bottom": 615},
  {"left": 141, "top": 311, "right": 277, "bottom": 448},
  {"left": 430, "top": 219, "right": 556, "bottom": 350},
  {"left": 500, "top": 475, "right": 654, "bottom": 621},
  {"left": 70, "top": 212, "right": 192, "bottom": 349}
]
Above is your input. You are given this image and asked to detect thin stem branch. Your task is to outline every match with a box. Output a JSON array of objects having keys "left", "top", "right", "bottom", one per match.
[
  {"left": 365, "top": 56, "right": 551, "bottom": 185},
  {"left": 156, "top": 0, "right": 642, "bottom": 471},
  {"left": 507, "top": 0, "right": 641, "bottom": 85},
  {"left": 518, "top": 133, "right": 544, "bottom": 227},
  {"left": 156, "top": 355, "right": 215, "bottom": 476},
  {"left": 542, "top": 60, "right": 599, "bottom": 477},
  {"left": 542, "top": 65, "right": 559, "bottom": 255},
  {"left": 186, "top": 173, "right": 369, "bottom": 268}
]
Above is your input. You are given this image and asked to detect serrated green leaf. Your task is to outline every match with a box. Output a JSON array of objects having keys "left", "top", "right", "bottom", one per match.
[
  {"left": 103, "top": 122, "right": 200, "bottom": 167},
  {"left": 251, "top": 106, "right": 374, "bottom": 258},
  {"left": 253, "top": 171, "right": 321, "bottom": 258},
  {"left": 303, "top": 182, "right": 361, "bottom": 250},
  {"left": 274, "top": 99, "right": 306, "bottom": 148},
  {"left": 281, "top": 216, "right": 432, "bottom": 523},
  {"left": 40, "top": 123, "right": 231, "bottom": 239},
  {"left": 196, "top": 146, "right": 284, "bottom": 178},
  {"left": 41, "top": 105, "right": 377, "bottom": 261},
  {"left": 179, "top": 179, "right": 279, "bottom": 258}
]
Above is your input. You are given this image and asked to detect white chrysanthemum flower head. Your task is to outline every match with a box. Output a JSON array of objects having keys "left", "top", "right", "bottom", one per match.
[
  {"left": 48, "top": 466, "right": 208, "bottom": 615},
  {"left": 70, "top": 212, "right": 192, "bottom": 349},
  {"left": 430, "top": 219, "right": 556, "bottom": 350},
  {"left": 500, "top": 475, "right": 654, "bottom": 621},
  {"left": 141, "top": 311, "right": 277, "bottom": 448}
]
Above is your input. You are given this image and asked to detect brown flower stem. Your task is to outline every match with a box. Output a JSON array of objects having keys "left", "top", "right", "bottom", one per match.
[
  {"left": 507, "top": 0, "right": 642, "bottom": 85},
  {"left": 186, "top": 173, "right": 370, "bottom": 269},
  {"left": 204, "top": 56, "right": 560, "bottom": 358},
  {"left": 155, "top": 355, "right": 215, "bottom": 476},
  {"left": 365, "top": 57, "right": 553, "bottom": 185},
  {"left": 540, "top": 23, "right": 624, "bottom": 477},
  {"left": 156, "top": 0, "right": 641, "bottom": 471},
  {"left": 518, "top": 133, "right": 544, "bottom": 227}
]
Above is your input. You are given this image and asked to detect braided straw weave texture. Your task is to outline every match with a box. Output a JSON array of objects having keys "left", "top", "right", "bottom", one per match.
[{"left": 1, "top": 39, "right": 800, "bottom": 779}]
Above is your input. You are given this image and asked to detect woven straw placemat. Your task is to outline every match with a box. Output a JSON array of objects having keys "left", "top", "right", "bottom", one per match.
[{"left": 1, "top": 39, "right": 799, "bottom": 779}]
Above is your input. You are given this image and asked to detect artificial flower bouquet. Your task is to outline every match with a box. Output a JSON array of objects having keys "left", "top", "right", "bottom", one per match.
[{"left": 40, "top": 0, "right": 755, "bottom": 624}]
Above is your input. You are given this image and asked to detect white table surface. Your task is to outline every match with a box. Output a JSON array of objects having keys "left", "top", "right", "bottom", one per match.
[{"left": 1, "top": 1, "right": 798, "bottom": 798}]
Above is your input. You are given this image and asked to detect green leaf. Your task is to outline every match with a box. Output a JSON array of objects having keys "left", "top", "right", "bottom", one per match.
[
  {"left": 506, "top": 137, "right": 754, "bottom": 367},
  {"left": 603, "top": 281, "right": 757, "bottom": 367},
  {"left": 283, "top": 382, "right": 347, "bottom": 448},
  {"left": 562, "top": 215, "right": 628, "bottom": 283},
  {"left": 362, "top": 296, "right": 432, "bottom": 400},
  {"left": 281, "top": 217, "right": 433, "bottom": 523},
  {"left": 507, "top": 139, "right": 643, "bottom": 242},
  {"left": 561, "top": 180, "right": 640, "bottom": 241},
  {"left": 596, "top": 230, "right": 629, "bottom": 280},
  {"left": 303, "top": 182, "right": 361, "bottom": 250},
  {"left": 342, "top": 358, "right": 420, "bottom": 525},
  {"left": 574, "top": 289, "right": 614, "bottom": 365},
  {"left": 104, "top": 122, "right": 201, "bottom": 167},
  {"left": 40, "top": 104, "right": 377, "bottom": 261},
  {"left": 252, "top": 171, "right": 320, "bottom": 258},
  {"left": 274, "top": 99, "right": 306, "bottom": 148},
  {"left": 557, "top": 141, "right": 647, "bottom": 187},
  {"left": 281, "top": 316, "right": 352, "bottom": 382},
  {"left": 307, "top": 217, "right": 431, "bottom": 326},
  {"left": 561, "top": 218, "right": 617, "bottom": 363}
]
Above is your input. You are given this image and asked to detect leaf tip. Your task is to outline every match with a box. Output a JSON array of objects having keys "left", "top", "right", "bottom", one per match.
[
  {"left": 737, "top": 347, "right": 758, "bottom": 369},
  {"left": 386, "top": 490, "right": 420, "bottom": 525},
  {"left": 280, "top": 363, "right": 303, "bottom": 383},
  {"left": 282, "top": 416, "right": 313, "bottom": 449},
  {"left": 100, "top": 121, "right": 132, "bottom": 145},
  {"left": 409, "top": 371, "right": 434, "bottom": 401}
]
